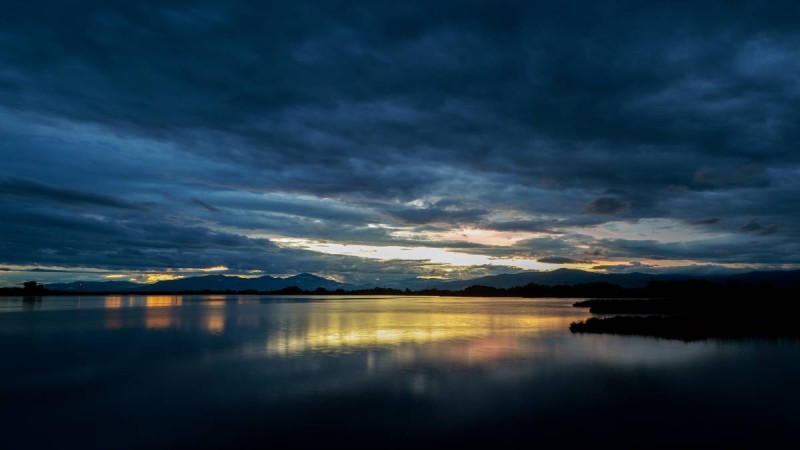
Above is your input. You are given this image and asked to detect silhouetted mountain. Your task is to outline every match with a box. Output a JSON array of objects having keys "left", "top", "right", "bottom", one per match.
[
  {"left": 137, "top": 273, "right": 349, "bottom": 292},
  {"left": 352, "top": 277, "right": 445, "bottom": 290},
  {"left": 137, "top": 274, "right": 263, "bottom": 291},
  {"left": 427, "top": 269, "right": 652, "bottom": 289},
  {"left": 279, "top": 273, "right": 349, "bottom": 291},
  {"left": 38, "top": 268, "right": 800, "bottom": 293},
  {"left": 46, "top": 273, "right": 349, "bottom": 292},
  {"left": 426, "top": 268, "right": 800, "bottom": 290},
  {"left": 714, "top": 270, "right": 800, "bottom": 288}
]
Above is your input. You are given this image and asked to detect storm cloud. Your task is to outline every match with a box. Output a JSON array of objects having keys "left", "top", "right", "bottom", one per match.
[{"left": 1, "top": 0, "right": 799, "bottom": 284}]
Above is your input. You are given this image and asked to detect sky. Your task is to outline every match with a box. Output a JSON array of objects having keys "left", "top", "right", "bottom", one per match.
[{"left": 1, "top": 0, "right": 800, "bottom": 287}]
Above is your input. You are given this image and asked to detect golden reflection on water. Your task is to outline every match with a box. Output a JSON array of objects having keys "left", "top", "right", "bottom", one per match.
[
  {"left": 142, "top": 297, "right": 184, "bottom": 329},
  {"left": 104, "top": 297, "right": 123, "bottom": 309},
  {"left": 145, "top": 310, "right": 177, "bottom": 329},
  {"left": 202, "top": 297, "right": 227, "bottom": 334},
  {"left": 136, "top": 296, "right": 225, "bottom": 333},
  {"left": 145, "top": 296, "right": 184, "bottom": 308},
  {"left": 103, "top": 297, "right": 124, "bottom": 329},
  {"left": 263, "top": 301, "right": 575, "bottom": 361},
  {"left": 94, "top": 296, "right": 582, "bottom": 364},
  {"left": 3, "top": 295, "right": 720, "bottom": 369},
  {"left": 205, "top": 315, "right": 225, "bottom": 334}
]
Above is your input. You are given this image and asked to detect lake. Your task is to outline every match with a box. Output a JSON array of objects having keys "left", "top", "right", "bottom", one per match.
[{"left": 0, "top": 295, "right": 798, "bottom": 449}]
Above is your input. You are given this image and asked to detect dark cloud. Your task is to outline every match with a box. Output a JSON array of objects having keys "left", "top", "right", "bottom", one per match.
[
  {"left": 537, "top": 256, "right": 596, "bottom": 265},
  {"left": 384, "top": 201, "right": 487, "bottom": 225},
  {"left": 515, "top": 237, "right": 573, "bottom": 252},
  {"left": 757, "top": 224, "right": 778, "bottom": 236},
  {"left": 740, "top": 219, "right": 763, "bottom": 232},
  {"left": 581, "top": 197, "right": 630, "bottom": 215},
  {"left": 191, "top": 198, "right": 220, "bottom": 212},
  {"left": 599, "top": 236, "right": 800, "bottom": 265},
  {"left": 689, "top": 218, "right": 721, "bottom": 225},
  {"left": 592, "top": 261, "right": 654, "bottom": 272},
  {"left": 0, "top": 178, "right": 144, "bottom": 210},
  {"left": 1, "top": 1, "right": 800, "bottom": 281},
  {"left": 739, "top": 219, "right": 778, "bottom": 235},
  {"left": 693, "top": 164, "right": 766, "bottom": 188}
]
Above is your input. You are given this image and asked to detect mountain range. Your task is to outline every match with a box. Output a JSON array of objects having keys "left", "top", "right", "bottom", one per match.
[
  {"left": 426, "top": 268, "right": 800, "bottom": 290},
  {"left": 45, "top": 268, "right": 800, "bottom": 292},
  {"left": 47, "top": 273, "right": 350, "bottom": 292}
]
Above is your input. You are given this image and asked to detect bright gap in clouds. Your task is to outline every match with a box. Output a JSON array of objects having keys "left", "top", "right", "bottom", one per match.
[
  {"left": 276, "top": 239, "right": 564, "bottom": 271},
  {"left": 389, "top": 227, "right": 545, "bottom": 246}
]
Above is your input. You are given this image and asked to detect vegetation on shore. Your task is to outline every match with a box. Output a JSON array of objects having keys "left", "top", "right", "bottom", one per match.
[
  {"left": 3, "top": 278, "right": 798, "bottom": 300},
  {"left": 569, "top": 281, "right": 800, "bottom": 341},
  {"left": 0, "top": 281, "right": 637, "bottom": 297},
  {"left": 570, "top": 315, "right": 800, "bottom": 341}
]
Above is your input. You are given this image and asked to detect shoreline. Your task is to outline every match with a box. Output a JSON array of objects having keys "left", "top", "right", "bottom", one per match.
[{"left": 570, "top": 297, "right": 800, "bottom": 340}]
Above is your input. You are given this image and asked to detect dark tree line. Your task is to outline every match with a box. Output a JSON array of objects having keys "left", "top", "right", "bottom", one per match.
[{"left": 4, "top": 278, "right": 798, "bottom": 299}]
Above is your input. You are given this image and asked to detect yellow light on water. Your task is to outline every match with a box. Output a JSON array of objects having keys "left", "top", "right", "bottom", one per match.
[{"left": 262, "top": 298, "right": 574, "bottom": 364}]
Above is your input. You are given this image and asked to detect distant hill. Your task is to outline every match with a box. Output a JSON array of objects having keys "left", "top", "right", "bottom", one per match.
[
  {"left": 708, "top": 270, "right": 800, "bottom": 288},
  {"left": 426, "top": 269, "right": 659, "bottom": 290},
  {"left": 424, "top": 268, "right": 800, "bottom": 290},
  {"left": 147, "top": 273, "right": 350, "bottom": 292},
  {"left": 47, "top": 273, "right": 349, "bottom": 292},
  {"left": 44, "top": 268, "right": 800, "bottom": 293}
]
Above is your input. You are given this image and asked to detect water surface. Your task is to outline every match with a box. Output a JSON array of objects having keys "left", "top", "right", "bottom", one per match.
[{"left": 0, "top": 295, "right": 797, "bottom": 449}]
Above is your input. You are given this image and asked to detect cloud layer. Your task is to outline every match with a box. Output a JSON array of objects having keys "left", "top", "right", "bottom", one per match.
[{"left": 2, "top": 1, "right": 799, "bottom": 284}]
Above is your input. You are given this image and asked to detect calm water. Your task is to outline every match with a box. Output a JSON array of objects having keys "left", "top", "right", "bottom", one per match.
[{"left": 0, "top": 295, "right": 798, "bottom": 449}]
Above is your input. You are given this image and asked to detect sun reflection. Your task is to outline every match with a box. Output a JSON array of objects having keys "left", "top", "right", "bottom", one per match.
[
  {"left": 98, "top": 295, "right": 228, "bottom": 333},
  {"left": 145, "top": 311, "right": 175, "bottom": 329},
  {"left": 102, "top": 296, "right": 124, "bottom": 329},
  {"left": 145, "top": 296, "right": 183, "bottom": 307},
  {"left": 262, "top": 300, "right": 574, "bottom": 365},
  {"left": 142, "top": 296, "right": 183, "bottom": 329},
  {"left": 205, "top": 315, "right": 225, "bottom": 334},
  {"left": 104, "top": 296, "right": 123, "bottom": 308}
]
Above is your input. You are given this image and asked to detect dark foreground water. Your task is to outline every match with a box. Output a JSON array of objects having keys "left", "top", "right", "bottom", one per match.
[{"left": 1, "top": 296, "right": 798, "bottom": 449}]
